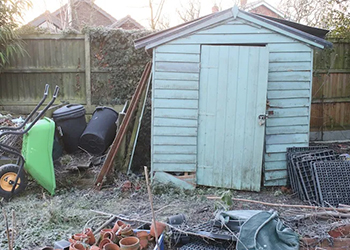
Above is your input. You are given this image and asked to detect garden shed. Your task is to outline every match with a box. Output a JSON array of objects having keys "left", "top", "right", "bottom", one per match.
[{"left": 135, "top": 6, "right": 332, "bottom": 191}]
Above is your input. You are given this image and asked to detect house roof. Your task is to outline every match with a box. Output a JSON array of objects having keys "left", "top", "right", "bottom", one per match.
[
  {"left": 110, "top": 15, "right": 144, "bottom": 29},
  {"left": 28, "top": 0, "right": 116, "bottom": 28},
  {"left": 134, "top": 6, "right": 332, "bottom": 51},
  {"left": 28, "top": 10, "right": 63, "bottom": 28},
  {"left": 244, "top": 0, "right": 285, "bottom": 18}
]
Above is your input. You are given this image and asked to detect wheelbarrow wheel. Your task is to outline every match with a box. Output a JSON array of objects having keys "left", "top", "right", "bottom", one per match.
[{"left": 0, "top": 164, "right": 27, "bottom": 199}]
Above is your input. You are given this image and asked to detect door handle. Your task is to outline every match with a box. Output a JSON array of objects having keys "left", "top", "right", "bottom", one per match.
[{"left": 258, "top": 114, "right": 268, "bottom": 126}]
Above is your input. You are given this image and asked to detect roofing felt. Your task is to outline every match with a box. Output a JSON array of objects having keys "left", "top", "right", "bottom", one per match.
[{"left": 134, "top": 6, "right": 332, "bottom": 50}]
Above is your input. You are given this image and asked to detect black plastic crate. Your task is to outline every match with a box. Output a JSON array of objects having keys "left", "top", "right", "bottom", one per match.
[{"left": 313, "top": 161, "right": 350, "bottom": 207}]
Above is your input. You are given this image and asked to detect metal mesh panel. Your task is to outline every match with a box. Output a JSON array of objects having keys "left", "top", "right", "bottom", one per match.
[{"left": 313, "top": 161, "right": 350, "bottom": 207}]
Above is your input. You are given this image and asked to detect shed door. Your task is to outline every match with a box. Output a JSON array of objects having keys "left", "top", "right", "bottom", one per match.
[{"left": 197, "top": 45, "right": 268, "bottom": 191}]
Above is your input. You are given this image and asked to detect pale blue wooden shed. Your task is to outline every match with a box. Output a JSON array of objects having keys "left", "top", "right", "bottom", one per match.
[{"left": 135, "top": 6, "right": 332, "bottom": 191}]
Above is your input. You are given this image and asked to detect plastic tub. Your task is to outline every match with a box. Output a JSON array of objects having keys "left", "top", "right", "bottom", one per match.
[
  {"left": 53, "top": 104, "right": 86, "bottom": 153},
  {"left": 79, "top": 107, "right": 118, "bottom": 155}
]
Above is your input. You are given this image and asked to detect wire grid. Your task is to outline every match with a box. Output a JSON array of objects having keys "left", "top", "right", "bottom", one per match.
[
  {"left": 286, "top": 146, "right": 328, "bottom": 199},
  {"left": 288, "top": 149, "right": 334, "bottom": 201},
  {"left": 313, "top": 161, "right": 350, "bottom": 207},
  {"left": 188, "top": 221, "right": 236, "bottom": 241},
  {"left": 179, "top": 240, "right": 227, "bottom": 250}
]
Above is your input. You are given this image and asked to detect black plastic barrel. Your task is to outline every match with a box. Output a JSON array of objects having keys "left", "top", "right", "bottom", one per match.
[
  {"left": 52, "top": 104, "right": 86, "bottom": 153},
  {"left": 79, "top": 107, "right": 118, "bottom": 155}
]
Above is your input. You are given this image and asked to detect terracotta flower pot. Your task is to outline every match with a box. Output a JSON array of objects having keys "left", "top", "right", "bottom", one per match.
[
  {"left": 90, "top": 246, "right": 101, "bottom": 250},
  {"left": 69, "top": 242, "right": 86, "bottom": 250},
  {"left": 136, "top": 231, "right": 149, "bottom": 249},
  {"left": 103, "top": 243, "right": 120, "bottom": 250},
  {"left": 99, "top": 238, "right": 113, "bottom": 249},
  {"left": 101, "top": 229, "right": 115, "bottom": 241},
  {"left": 84, "top": 228, "right": 96, "bottom": 245},
  {"left": 73, "top": 233, "right": 89, "bottom": 244},
  {"left": 112, "top": 220, "right": 126, "bottom": 234},
  {"left": 150, "top": 221, "right": 166, "bottom": 239},
  {"left": 120, "top": 224, "right": 133, "bottom": 237},
  {"left": 119, "top": 237, "right": 140, "bottom": 250}
]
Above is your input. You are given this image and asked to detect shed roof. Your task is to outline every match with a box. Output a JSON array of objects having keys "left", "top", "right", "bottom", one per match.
[{"left": 134, "top": 6, "right": 332, "bottom": 51}]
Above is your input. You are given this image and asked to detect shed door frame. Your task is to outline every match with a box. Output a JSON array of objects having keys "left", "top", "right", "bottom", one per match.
[{"left": 196, "top": 45, "right": 269, "bottom": 191}]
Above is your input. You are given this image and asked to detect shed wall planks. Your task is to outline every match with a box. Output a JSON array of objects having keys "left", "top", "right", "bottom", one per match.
[{"left": 151, "top": 17, "right": 313, "bottom": 186}]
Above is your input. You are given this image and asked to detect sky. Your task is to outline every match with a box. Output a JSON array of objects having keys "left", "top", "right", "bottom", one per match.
[{"left": 22, "top": 0, "right": 283, "bottom": 28}]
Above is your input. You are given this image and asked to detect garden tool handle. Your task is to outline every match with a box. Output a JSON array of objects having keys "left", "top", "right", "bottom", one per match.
[
  {"left": 53, "top": 85, "right": 59, "bottom": 98},
  {"left": 0, "top": 84, "right": 50, "bottom": 131},
  {"left": 44, "top": 84, "right": 49, "bottom": 96}
]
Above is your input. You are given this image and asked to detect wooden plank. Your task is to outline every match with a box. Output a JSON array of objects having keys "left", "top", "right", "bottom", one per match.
[
  {"left": 153, "top": 172, "right": 195, "bottom": 189},
  {"left": 264, "top": 161, "right": 287, "bottom": 171},
  {"left": 84, "top": 34, "right": 91, "bottom": 106},
  {"left": 154, "top": 89, "right": 198, "bottom": 100},
  {"left": 154, "top": 108, "right": 198, "bottom": 120},
  {"left": 264, "top": 178, "right": 287, "bottom": 186},
  {"left": 265, "top": 133, "right": 309, "bottom": 144},
  {"left": 267, "top": 117, "right": 309, "bottom": 126},
  {"left": 264, "top": 170, "right": 287, "bottom": 181},
  {"left": 153, "top": 127, "right": 197, "bottom": 136},
  {"left": 269, "top": 71, "right": 311, "bottom": 81},
  {"left": 22, "top": 34, "right": 85, "bottom": 40},
  {"left": 170, "top": 33, "right": 295, "bottom": 44},
  {"left": 153, "top": 99, "right": 198, "bottom": 109},
  {"left": 155, "top": 44, "right": 200, "bottom": 54},
  {"left": 266, "top": 143, "right": 308, "bottom": 153},
  {"left": 155, "top": 62, "right": 200, "bottom": 73},
  {"left": 269, "top": 62, "right": 311, "bottom": 72},
  {"left": 153, "top": 136, "right": 197, "bottom": 146},
  {"left": 154, "top": 79, "right": 198, "bottom": 90},
  {"left": 154, "top": 72, "right": 199, "bottom": 81},
  {"left": 268, "top": 42, "right": 312, "bottom": 52},
  {"left": 153, "top": 145, "right": 197, "bottom": 154},
  {"left": 266, "top": 125, "right": 309, "bottom": 135},
  {"left": 197, "top": 23, "right": 274, "bottom": 34},
  {"left": 155, "top": 53, "right": 200, "bottom": 63},
  {"left": 269, "top": 52, "right": 311, "bottom": 62},
  {"left": 269, "top": 98, "right": 310, "bottom": 107},
  {"left": 94, "top": 62, "right": 152, "bottom": 189},
  {"left": 264, "top": 153, "right": 287, "bottom": 162},
  {"left": 153, "top": 164, "right": 196, "bottom": 172},
  {"left": 154, "top": 117, "right": 197, "bottom": 127},
  {"left": 153, "top": 154, "right": 196, "bottom": 163},
  {"left": 268, "top": 90, "right": 310, "bottom": 99},
  {"left": 268, "top": 107, "right": 309, "bottom": 117},
  {"left": 268, "top": 81, "right": 310, "bottom": 90}
]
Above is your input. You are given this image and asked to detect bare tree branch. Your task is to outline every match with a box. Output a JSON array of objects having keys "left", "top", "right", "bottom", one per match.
[
  {"left": 148, "top": 0, "right": 166, "bottom": 30},
  {"left": 176, "top": 0, "right": 201, "bottom": 23}
]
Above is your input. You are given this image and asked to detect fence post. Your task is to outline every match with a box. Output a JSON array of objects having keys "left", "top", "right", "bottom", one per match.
[{"left": 85, "top": 33, "right": 92, "bottom": 106}]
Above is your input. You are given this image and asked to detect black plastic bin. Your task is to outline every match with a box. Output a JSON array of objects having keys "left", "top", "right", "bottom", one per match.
[
  {"left": 79, "top": 106, "right": 118, "bottom": 155},
  {"left": 53, "top": 104, "right": 86, "bottom": 153}
]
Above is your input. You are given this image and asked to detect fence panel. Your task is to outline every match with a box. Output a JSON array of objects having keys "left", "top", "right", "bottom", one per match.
[{"left": 0, "top": 34, "right": 87, "bottom": 108}]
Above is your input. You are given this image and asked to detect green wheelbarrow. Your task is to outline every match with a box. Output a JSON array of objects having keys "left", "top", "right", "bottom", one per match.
[{"left": 0, "top": 84, "right": 59, "bottom": 200}]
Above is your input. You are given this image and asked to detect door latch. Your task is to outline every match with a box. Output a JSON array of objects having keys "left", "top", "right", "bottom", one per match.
[{"left": 258, "top": 114, "right": 268, "bottom": 126}]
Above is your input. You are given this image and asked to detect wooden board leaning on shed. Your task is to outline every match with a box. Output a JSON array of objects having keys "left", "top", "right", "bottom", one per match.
[{"left": 94, "top": 62, "right": 152, "bottom": 189}]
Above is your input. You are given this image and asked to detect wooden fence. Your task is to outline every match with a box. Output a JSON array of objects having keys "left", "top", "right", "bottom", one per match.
[
  {"left": 1, "top": 35, "right": 350, "bottom": 139},
  {"left": 311, "top": 40, "right": 350, "bottom": 139},
  {"left": 0, "top": 34, "right": 94, "bottom": 113}
]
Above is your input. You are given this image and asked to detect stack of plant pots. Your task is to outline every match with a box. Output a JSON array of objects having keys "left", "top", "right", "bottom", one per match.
[{"left": 65, "top": 220, "right": 166, "bottom": 250}]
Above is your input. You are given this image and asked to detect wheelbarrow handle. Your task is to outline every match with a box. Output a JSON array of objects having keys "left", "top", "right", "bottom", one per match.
[
  {"left": 0, "top": 85, "right": 60, "bottom": 137},
  {"left": 0, "top": 84, "right": 50, "bottom": 131},
  {"left": 53, "top": 85, "right": 59, "bottom": 99},
  {"left": 44, "top": 83, "right": 49, "bottom": 96}
]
